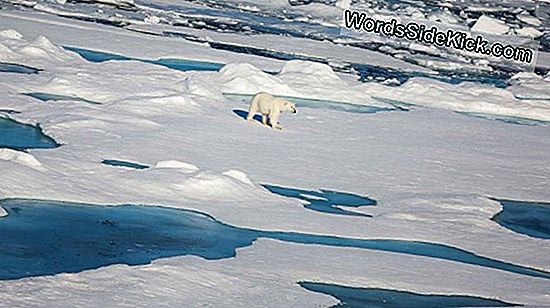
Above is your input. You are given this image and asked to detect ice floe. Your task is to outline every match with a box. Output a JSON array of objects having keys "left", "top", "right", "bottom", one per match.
[
  {"left": 0, "top": 30, "right": 75, "bottom": 65},
  {"left": 218, "top": 59, "right": 550, "bottom": 121},
  {"left": 0, "top": 148, "right": 46, "bottom": 171},
  {"left": 0, "top": 8, "right": 548, "bottom": 307},
  {"left": 509, "top": 71, "right": 550, "bottom": 100},
  {"left": 364, "top": 77, "right": 550, "bottom": 122},
  {"left": 471, "top": 15, "right": 511, "bottom": 35}
]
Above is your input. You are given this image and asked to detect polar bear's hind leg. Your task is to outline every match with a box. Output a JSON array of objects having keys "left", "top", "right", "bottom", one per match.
[{"left": 246, "top": 101, "right": 258, "bottom": 122}]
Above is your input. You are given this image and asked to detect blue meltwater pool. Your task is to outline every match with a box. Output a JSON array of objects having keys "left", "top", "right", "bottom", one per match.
[
  {"left": 0, "top": 199, "right": 549, "bottom": 281},
  {"left": 0, "top": 117, "right": 59, "bottom": 150}
]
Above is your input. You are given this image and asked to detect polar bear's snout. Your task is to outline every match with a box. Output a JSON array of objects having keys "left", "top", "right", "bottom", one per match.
[
  {"left": 284, "top": 101, "right": 297, "bottom": 114},
  {"left": 291, "top": 105, "right": 297, "bottom": 113}
]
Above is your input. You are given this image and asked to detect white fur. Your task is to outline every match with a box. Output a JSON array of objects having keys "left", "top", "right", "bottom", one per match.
[{"left": 246, "top": 92, "right": 296, "bottom": 130}]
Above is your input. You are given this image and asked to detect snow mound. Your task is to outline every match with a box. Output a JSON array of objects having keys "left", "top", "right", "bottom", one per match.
[
  {"left": 509, "top": 72, "right": 550, "bottom": 100},
  {"left": 0, "top": 30, "right": 75, "bottom": 63},
  {"left": 471, "top": 15, "right": 510, "bottom": 35},
  {"left": 222, "top": 169, "right": 254, "bottom": 186},
  {"left": 365, "top": 77, "right": 550, "bottom": 121},
  {"left": 514, "top": 27, "right": 543, "bottom": 38},
  {"left": 155, "top": 160, "right": 200, "bottom": 173},
  {"left": 0, "top": 206, "right": 6, "bottom": 218},
  {"left": 173, "top": 171, "right": 259, "bottom": 201},
  {"left": 0, "top": 149, "right": 46, "bottom": 171},
  {"left": 220, "top": 63, "right": 298, "bottom": 96},
  {"left": 517, "top": 14, "right": 542, "bottom": 27},
  {"left": 279, "top": 61, "right": 341, "bottom": 84},
  {"left": 0, "top": 29, "right": 23, "bottom": 40},
  {"left": 117, "top": 94, "right": 202, "bottom": 117},
  {"left": 144, "top": 15, "right": 161, "bottom": 24},
  {"left": 0, "top": 32, "right": 204, "bottom": 109},
  {"left": 30, "top": 60, "right": 190, "bottom": 103},
  {"left": 220, "top": 61, "right": 391, "bottom": 108},
  {"left": 181, "top": 73, "right": 226, "bottom": 100},
  {"left": 334, "top": 0, "right": 351, "bottom": 10}
]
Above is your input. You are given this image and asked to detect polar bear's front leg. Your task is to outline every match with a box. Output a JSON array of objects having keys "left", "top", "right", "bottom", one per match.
[
  {"left": 262, "top": 114, "right": 268, "bottom": 126},
  {"left": 269, "top": 111, "right": 283, "bottom": 130}
]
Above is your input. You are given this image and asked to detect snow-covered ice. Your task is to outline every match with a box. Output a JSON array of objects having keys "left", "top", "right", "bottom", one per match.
[
  {"left": 0, "top": 1, "right": 549, "bottom": 307},
  {"left": 471, "top": 15, "right": 511, "bottom": 35},
  {"left": 0, "top": 148, "right": 46, "bottom": 171},
  {"left": 155, "top": 160, "right": 200, "bottom": 173}
]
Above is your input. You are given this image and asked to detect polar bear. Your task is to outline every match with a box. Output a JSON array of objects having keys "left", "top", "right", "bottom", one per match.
[{"left": 247, "top": 92, "right": 297, "bottom": 130}]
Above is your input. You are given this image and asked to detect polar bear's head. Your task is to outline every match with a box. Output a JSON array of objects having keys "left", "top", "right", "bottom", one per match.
[{"left": 283, "top": 101, "right": 297, "bottom": 114}]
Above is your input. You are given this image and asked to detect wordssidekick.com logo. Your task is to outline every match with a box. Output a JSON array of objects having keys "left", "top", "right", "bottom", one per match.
[{"left": 342, "top": 9, "right": 538, "bottom": 67}]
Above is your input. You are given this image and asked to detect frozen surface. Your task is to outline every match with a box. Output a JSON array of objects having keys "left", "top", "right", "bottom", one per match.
[
  {"left": 2, "top": 239, "right": 549, "bottom": 307},
  {"left": 362, "top": 78, "right": 550, "bottom": 122},
  {"left": 155, "top": 160, "right": 200, "bottom": 173},
  {"left": 471, "top": 15, "right": 511, "bottom": 35},
  {"left": 0, "top": 11, "right": 285, "bottom": 72},
  {"left": 215, "top": 63, "right": 550, "bottom": 121},
  {"left": 0, "top": 4, "right": 548, "bottom": 307},
  {"left": 509, "top": 72, "right": 550, "bottom": 100},
  {"left": 0, "top": 148, "right": 46, "bottom": 171},
  {"left": 24, "top": 92, "right": 101, "bottom": 104}
]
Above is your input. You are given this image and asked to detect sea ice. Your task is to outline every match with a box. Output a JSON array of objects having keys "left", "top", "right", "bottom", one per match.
[
  {"left": 0, "top": 149, "right": 46, "bottom": 171},
  {"left": 471, "top": 15, "right": 510, "bottom": 35},
  {"left": 155, "top": 160, "right": 200, "bottom": 173}
]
